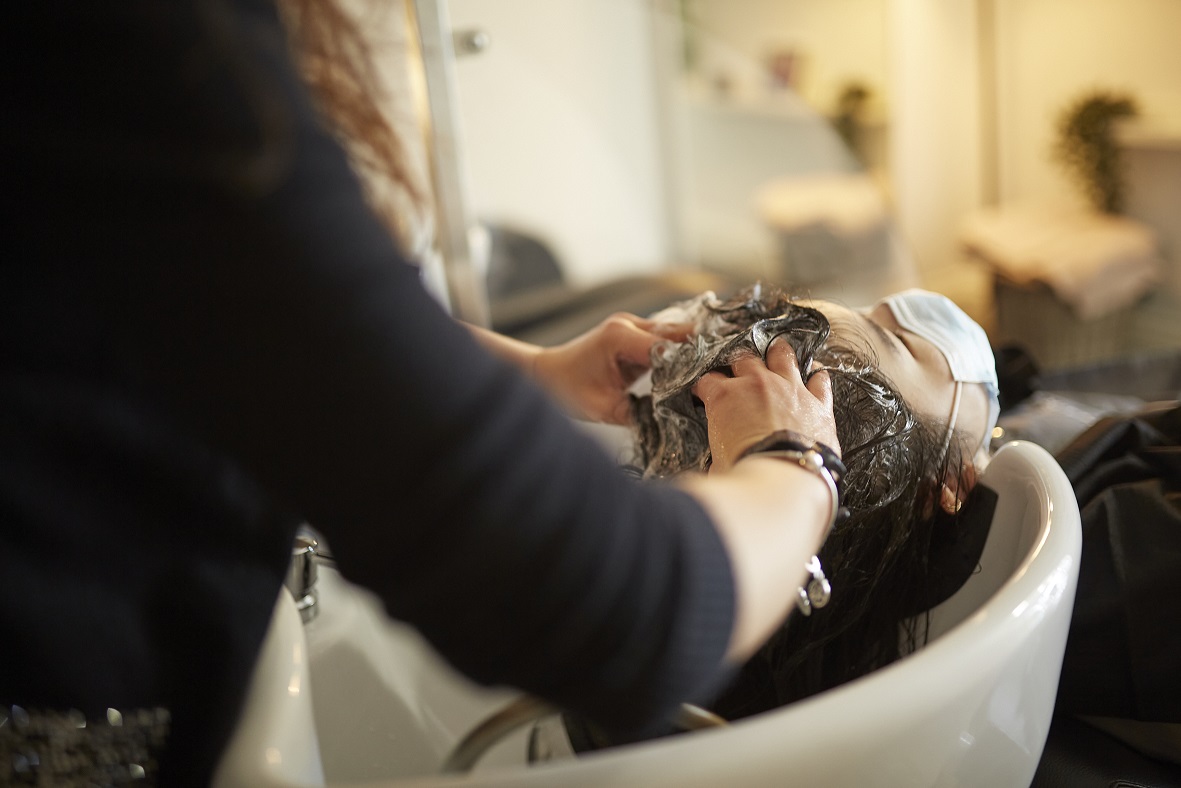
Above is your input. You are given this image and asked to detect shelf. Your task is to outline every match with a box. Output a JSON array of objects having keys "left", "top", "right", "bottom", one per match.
[
  {"left": 678, "top": 82, "right": 888, "bottom": 127},
  {"left": 1116, "top": 118, "right": 1181, "bottom": 150}
]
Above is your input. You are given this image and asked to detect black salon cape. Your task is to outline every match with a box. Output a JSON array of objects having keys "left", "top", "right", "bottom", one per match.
[
  {"left": 0, "top": 2, "right": 735, "bottom": 783},
  {"left": 1054, "top": 403, "right": 1181, "bottom": 722}
]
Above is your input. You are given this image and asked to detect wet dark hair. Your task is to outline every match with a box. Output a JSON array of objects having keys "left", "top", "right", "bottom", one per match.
[{"left": 629, "top": 284, "right": 971, "bottom": 718}]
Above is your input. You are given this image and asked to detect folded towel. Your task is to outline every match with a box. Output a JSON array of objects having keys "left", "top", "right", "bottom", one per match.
[{"left": 960, "top": 204, "right": 1164, "bottom": 321}]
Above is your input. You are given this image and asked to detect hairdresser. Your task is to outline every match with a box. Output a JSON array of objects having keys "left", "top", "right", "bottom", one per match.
[{"left": 0, "top": 1, "right": 842, "bottom": 783}]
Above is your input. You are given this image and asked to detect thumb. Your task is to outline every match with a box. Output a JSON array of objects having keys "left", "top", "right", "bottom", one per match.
[
  {"left": 613, "top": 320, "right": 662, "bottom": 369},
  {"left": 651, "top": 321, "right": 694, "bottom": 342}
]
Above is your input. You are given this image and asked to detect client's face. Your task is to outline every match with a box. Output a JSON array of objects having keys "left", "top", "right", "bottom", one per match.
[{"left": 805, "top": 299, "right": 993, "bottom": 455}]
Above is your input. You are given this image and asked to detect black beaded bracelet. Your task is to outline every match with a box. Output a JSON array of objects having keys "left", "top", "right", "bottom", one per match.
[{"left": 737, "top": 430, "right": 847, "bottom": 492}]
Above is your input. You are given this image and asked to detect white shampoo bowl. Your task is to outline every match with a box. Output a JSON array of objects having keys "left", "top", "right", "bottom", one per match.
[{"left": 218, "top": 439, "right": 1082, "bottom": 787}]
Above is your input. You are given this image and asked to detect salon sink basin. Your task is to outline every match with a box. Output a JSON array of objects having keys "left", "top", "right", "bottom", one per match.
[
  {"left": 302, "top": 567, "right": 526, "bottom": 782},
  {"left": 214, "top": 563, "right": 528, "bottom": 787},
  {"left": 217, "top": 439, "right": 1082, "bottom": 787}
]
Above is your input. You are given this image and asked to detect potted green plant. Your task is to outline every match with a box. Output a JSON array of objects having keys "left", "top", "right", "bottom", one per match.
[{"left": 1054, "top": 90, "right": 1139, "bottom": 214}]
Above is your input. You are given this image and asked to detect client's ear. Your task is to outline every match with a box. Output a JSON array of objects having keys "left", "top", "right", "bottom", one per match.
[
  {"left": 921, "top": 463, "right": 979, "bottom": 518},
  {"left": 938, "top": 463, "right": 979, "bottom": 516}
]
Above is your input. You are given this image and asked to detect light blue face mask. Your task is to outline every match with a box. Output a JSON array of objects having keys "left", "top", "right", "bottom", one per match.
[{"left": 877, "top": 289, "right": 1001, "bottom": 459}]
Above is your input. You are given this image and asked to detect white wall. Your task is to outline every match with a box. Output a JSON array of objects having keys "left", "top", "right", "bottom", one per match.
[
  {"left": 688, "top": 0, "right": 890, "bottom": 114},
  {"left": 446, "top": 0, "right": 672, "bottom": 286},
  {"left": 992, "top": 0, "right": 1181, "bottom": 292},
  {"left": 993, "top": 0, "right": 1181, "bottom": 205},
  {"left": 888, "top": 0, "right": 985, "bottom": 276}
]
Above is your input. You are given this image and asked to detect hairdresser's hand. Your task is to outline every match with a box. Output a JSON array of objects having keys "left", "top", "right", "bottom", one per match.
[
  {"left": 692, "top": 337, "right": 839, "bottom": 473},
  {"left": 534, "top": 313, "right": 691, "bottom": 425}
]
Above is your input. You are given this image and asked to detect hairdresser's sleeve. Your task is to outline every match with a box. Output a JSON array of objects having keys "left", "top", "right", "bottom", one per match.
[{"left": 97, "top": 1, "right": 736, "bottom": 735}]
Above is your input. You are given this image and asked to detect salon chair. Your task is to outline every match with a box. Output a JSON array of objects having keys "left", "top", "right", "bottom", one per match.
[{"left": 214, "top": 439, "right": 1082, "bottom": 787}]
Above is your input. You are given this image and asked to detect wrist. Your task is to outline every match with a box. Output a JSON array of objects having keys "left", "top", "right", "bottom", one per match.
[
  {"left": 468, "top": 324, "right": 543, "bottom": 374},
  {"left": 736, "top": 432, "right": 849, "bottom": 619},
  {"left": 528, "top": 345, "right": 552, "bottom": 385},
  {"left": 740, "top": 449, "right": 842, "bottom": 540},
  {"left": 732, "top": 454, "right": 838, "bottom": 617}
]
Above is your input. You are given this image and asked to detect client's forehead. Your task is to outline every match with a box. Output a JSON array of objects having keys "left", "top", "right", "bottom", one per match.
[
  {"left": 802, "top": 298, "right": 992, "bottom": 456},
  {"left": 799, "top": 300, "right": 891, "bottom": 358}
]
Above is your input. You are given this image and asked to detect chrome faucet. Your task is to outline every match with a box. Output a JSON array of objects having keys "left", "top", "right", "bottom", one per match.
[{"left": 285, "top": 528, "right": 320, "bottom": 623}]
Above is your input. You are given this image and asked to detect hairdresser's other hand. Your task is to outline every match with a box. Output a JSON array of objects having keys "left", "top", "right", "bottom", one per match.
[
  {"left": 692, "top": 336, "right": 839, "bottom": 473},
  {"left": 534, "top": 313, "right": 691, "bottom": 425}
]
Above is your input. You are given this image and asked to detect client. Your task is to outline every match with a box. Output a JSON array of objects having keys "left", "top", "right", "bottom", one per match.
[{"left": 630, "top": 283, "right": 1001, "bottom": 719}]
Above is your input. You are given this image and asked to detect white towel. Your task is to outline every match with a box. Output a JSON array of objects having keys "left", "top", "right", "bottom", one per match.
[{"left": 960, "top": 204, "right": 1164, "bottom": 321}]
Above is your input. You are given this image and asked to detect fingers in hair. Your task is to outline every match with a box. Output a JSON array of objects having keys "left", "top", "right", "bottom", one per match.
[
  {"left": 763, "top": 335, "right": 801, "bottom": 378},
  {"left": 805, "top": 367, "right": 833, "bottom": 407},
  {"left": 691, "top": 369, "right": 727, "bottom": 401}
]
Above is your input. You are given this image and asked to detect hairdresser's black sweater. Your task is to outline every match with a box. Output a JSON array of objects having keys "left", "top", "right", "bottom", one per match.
[{"left": 0, "top": 2, "right": 734, "bottom": 783}]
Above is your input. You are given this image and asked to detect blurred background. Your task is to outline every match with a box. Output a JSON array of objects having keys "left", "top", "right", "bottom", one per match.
[{"left": 388, "top": 0, "right": 1181, "bottom": 372}]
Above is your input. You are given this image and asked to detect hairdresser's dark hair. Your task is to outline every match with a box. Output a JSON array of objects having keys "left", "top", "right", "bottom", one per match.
[
  {"left": 629, "top": 284, "right": 972, "bottom": 719},
  {"left": 186, "top": 0, "right": 425, "bottom": 213}
]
